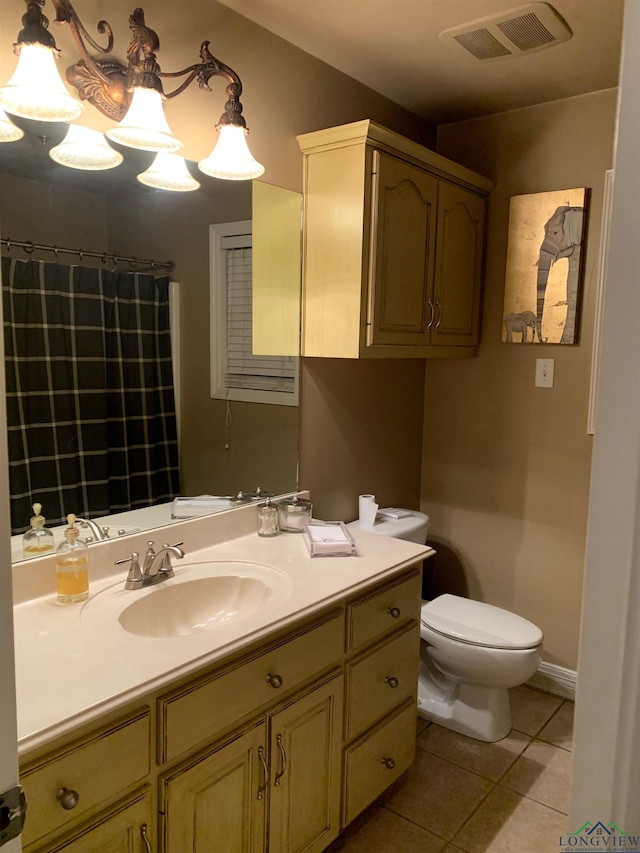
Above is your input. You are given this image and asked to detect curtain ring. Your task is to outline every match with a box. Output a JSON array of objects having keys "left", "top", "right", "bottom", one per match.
[
  {"left": 129, "top": 258, "right": 139, "bottom": 270},
  {"left": 78, "top": 249, "right": 84, "bottom": 264},
  {"left": 111, "top": 255, "right": 117, "bottom": 270},
  {"left": 101, "top": 253, "right": 108, "bottom": 265},
  {"left": 5, "top": 240, "right": 10, "bottom": 252},
  {"left": 53, "top": 245, "right": 58, "bottom": 261},
  {"left": 23, "top": 241, "right": 34, "bottom": 255},
  {"left": 150, "top": 260, "right": 155, "bottom": 269}
]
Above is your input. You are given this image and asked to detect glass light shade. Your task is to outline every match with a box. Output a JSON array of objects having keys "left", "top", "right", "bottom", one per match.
[
  {"left": 50, "top": 125, "right": 123, "bottom": 170},
  {"left": 137, "top": 152, "right": 200, "bottom": 192},
  {"left": 0, "top": 44, "right": 83, "bottom": 122},
  {"left": 106, "top": 87, "right": 182, "bottom": 152},
  {"left": 198, "top": 124, "right": 265, "bottom": 181},
  {"left": 0, "top": 108, "right": 23, "bottom": 142}
]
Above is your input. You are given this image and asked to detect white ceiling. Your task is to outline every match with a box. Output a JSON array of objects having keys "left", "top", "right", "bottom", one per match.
[{"left": 217, "top": 0, "right": 624, "bottom": 124}]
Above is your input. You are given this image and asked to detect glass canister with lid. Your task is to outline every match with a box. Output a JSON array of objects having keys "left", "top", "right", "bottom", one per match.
[{"left": 275, "top": 495, "right": 313, "bottom": 533}]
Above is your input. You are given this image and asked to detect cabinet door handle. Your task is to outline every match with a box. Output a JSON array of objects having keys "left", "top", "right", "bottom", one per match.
[
  {"left": 257, "top": 745, "right": 269, "bottom": 800},
  {"left": 387, "top": 606, "right": 401, "bottom": 619},
  {"left": 426, "top": 297, "right": 435, "bottom": 331},
  {"left": 274, "top": 734, "right": 287, "bottom": 786},
  {"left": 381, "top": 757, "right": 396, "bottom": 770},
  {"left": 435, "top": 297, "right": 443, "bottom": 329},
  {"left": 385, "top": 676, "right": 399, "bottom": 688},
  {"left": 140, "top": 823, "right": 152, "bottom": 852},
  {"left": 56, "top": 787, "right": 79, "bottom": 810},
  {"left": 266, "top": 673, "right": 283, "bottom": 689}
]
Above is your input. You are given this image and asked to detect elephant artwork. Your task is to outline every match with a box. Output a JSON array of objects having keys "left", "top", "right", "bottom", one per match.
[
  {"left": 502, "top": 188, "right": 588, "bottom": 345},
  {"left": 504, "top": 310, "right": 537, "bottom": 342}
]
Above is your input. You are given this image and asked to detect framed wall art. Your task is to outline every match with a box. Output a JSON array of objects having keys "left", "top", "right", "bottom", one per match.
[{"left": 502, "top": 188, "right": 589, "bottom": 345}]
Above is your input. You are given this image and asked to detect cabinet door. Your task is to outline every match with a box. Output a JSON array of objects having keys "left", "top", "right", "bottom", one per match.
[
  {"left": 367, "top": 151, "right": 438, "bottom": 348},
  {"left": 161, "top": 723, "right": 267, "bottom": 853},
  {"left": 36, "top": 789, "right": 153, "bottom": 853},
  {"left": 432, "top": 181, "right": 486, "bottom": 346},
  {"left": 268, "top": 675, "right": 343, "bottom": 853}
]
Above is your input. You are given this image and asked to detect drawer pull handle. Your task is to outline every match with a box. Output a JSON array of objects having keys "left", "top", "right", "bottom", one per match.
[
  {"left": 140, "top": 823, "right": 152, "bottom": 852},
  {"left": 274, "top": 734, "right": 287, "bottom": 786},
  {"left": 381, "top": 757, "right": 396, "bottom": 770},
  {"left": 387, "top": 606, "right": 401, "bottom": 619},
  {"left": 257, "top": 746, "right": 269, "bottom": 800},
  {"left": 266, "top": 673, "right": 283, "bottom": 689},
  {"left": 385, "top": 676, "right": 399, "bottom": 688},
  {"left": 56, "top": 788, "right": 79, "bottom": 811}
]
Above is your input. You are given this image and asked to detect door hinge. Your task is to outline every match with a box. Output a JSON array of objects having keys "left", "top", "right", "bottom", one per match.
[{"left": 0, "top": 785, "right": 26, "bottom": 847}]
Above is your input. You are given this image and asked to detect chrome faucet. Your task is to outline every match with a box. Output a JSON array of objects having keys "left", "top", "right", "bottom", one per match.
[
  {"left": 76, "top": 517, "right": 109, "bottom": 541},
  {"left": 117, "top": 540, "right": 185, "bottom": 590}
]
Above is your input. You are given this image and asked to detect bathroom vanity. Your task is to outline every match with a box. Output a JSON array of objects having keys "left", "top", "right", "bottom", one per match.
[{"left": 12, "top": 499, "right": 433, "bottom": 852}]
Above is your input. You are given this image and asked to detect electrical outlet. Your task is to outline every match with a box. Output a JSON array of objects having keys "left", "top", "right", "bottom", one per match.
[{"left": 535, "top": 358, "right": 555, "bottom": 388}]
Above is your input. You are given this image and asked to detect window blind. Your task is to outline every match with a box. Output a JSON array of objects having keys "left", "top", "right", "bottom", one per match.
[{"left": 224, "top": 245, "right": 297, "bottom": 394}]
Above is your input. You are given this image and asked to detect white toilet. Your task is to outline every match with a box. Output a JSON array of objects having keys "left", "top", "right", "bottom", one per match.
[{"left": 349, "top": 509, "right": 543, "bottom": 742}]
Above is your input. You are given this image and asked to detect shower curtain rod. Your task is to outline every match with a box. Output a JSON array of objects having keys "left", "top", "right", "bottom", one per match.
[{"left": 0, "top": 238, "right": 175, "bottom": 273}]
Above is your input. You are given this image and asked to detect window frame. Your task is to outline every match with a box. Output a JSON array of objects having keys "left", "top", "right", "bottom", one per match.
[{"left": 209, "top": 221, "right": 299, "bottom": 407}]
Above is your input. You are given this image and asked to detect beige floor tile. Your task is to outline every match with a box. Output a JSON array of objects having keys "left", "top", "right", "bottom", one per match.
[
  {"left": 510, "top": 686, "right": 562, "bottom": 736},
  {"left": 417, "top": 717, "right": 432, "bottom": 737},
  {"left": 538, "top": 701, "right": 574, "bottom": 751},
  {"left": 453, "top": 786, "right": 567, "bottom": 853},
  {"left": 501, "top": 739, "right": 573, "bottom": 814},
  {"left": 418, "top": 725, "right": 532, "bottom": 782},
  {"left": 382, "top": 749, "right": 493, "bottom": 840},
  {"left": 325, "top": 804, "right": 446, "bottom": 852}
]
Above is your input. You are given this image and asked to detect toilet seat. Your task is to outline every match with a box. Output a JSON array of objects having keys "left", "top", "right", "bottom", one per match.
[{"left": 421, "top": 594, "right": 543, "bottom": 651}]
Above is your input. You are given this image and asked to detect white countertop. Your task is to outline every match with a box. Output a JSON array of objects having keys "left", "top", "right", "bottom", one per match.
[{"left": 12, "top": 501, "right": 433, "bottom": 757}]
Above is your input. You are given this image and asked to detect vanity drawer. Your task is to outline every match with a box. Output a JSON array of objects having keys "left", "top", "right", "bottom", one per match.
[
  {"left": 159, "top": 610, "right": 344, "bottom": 763},
  {"left": 346, "top": 622, "right": 419, "bottom": 740},
  {"left": 342, "top": 699, "right": 416, "bottom": 826},
  {"left": 20, "top": 710, "right": 150, "bottom": 848},
  {"left": 347, "top": 568, "right": 421, "bottom": 652}
]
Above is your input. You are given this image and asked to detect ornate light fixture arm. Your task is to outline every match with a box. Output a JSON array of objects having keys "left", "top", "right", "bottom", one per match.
[
  {"left": 160, "top": 41, "right": 247, "bottom": 128},
  {"left": 50, "top": 0, "right": 114, "bottom": 56}
]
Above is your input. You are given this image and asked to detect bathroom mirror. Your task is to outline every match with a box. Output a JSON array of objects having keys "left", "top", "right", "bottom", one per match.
[{"left": 0, "top": 119, "right": 301, "bottom": 562}]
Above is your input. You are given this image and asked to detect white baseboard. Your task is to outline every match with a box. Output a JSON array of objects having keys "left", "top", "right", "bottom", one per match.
[{"left": 527, "top": 661, "right": 577, "bottom": 700}]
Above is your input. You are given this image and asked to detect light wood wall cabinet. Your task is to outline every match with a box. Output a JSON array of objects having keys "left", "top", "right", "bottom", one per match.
[
  {"left": 297, "top": 120, "right": 494, "bottom": 359},
  {"left": 20, "top": 567, "right": 421, "bottom": 853}
]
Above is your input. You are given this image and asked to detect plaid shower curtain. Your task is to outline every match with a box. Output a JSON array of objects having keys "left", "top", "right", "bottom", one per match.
[{"left": 2, "top": 257, "right": 180, "bottom": 534}]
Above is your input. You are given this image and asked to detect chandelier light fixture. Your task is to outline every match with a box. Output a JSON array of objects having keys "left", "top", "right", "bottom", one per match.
[{"left": 0, "top": 0, "right": 264, "bottom": 186}]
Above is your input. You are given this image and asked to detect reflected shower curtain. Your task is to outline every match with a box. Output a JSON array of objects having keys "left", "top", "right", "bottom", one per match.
[{"left": 2, "top": 257, "right": 180, "bottom": 533}]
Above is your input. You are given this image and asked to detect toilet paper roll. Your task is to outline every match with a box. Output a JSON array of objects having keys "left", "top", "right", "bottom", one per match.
[{"left": 359, "top": 494, "right": 378, "bottom": 528}]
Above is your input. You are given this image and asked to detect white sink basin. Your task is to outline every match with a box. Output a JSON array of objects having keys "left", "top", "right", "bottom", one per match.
[{"left": 118, "top": 575, "right": 273, "bottom": 638}]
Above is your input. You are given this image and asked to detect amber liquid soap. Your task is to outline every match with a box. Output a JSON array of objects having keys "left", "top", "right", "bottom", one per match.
[{"left": 56, "top": 513, "right": 89, "bottom": 603}]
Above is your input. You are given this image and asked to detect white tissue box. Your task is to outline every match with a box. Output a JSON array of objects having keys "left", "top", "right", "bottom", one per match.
[{"left": 303, "top": 521, "right": 357, "bottom": 557}]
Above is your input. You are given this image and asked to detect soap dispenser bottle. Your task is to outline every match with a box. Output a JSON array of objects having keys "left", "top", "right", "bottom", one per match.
[
  {"left": 56, "top": 513, "right": 89, "bottom": 603},
  {"left": 23, "top": 502, "right": 54, "bottom": 557}
]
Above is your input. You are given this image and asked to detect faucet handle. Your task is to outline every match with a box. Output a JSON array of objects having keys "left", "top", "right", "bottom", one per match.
[{"left": 116, "top": 552, "right": 143, "bottom": 590}]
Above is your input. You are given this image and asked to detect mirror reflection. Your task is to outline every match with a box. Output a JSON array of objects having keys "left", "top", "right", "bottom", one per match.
[{"left": 0, "top": 118, "right": 301, "bottom": 563}]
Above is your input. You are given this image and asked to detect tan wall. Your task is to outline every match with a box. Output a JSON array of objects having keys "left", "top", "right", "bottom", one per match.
[
  {"left": 299, "top": 359, "right": 425, "bottom": 521},
  {"left": 422, "top": 89, "right": 618, "bottom": 669}
]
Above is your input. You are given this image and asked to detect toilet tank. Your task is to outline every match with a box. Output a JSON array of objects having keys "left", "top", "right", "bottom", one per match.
[{"left": 347, "top": 509, "right": 430, "bottom": 544}]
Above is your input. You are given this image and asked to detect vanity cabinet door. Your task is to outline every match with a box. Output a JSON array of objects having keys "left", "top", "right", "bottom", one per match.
[
  {"left": 161, "top": 722, "right": 267, "bottom": 853},
  {"left": 366, "top": 151, "right": 438, "bottom": 348},
  {"left": 431, "top": 181, "right": 486, "bottom": 347},
  {"left": 268, "top": 675, "right": 343, "bottom": 853}
]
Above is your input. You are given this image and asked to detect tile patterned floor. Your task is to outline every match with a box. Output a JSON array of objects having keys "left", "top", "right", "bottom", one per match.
[{"left": 327, "top": 685, "right": 573, "bottom": 853}]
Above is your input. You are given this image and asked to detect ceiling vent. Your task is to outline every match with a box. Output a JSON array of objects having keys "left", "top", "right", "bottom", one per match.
[{"left": 439, "top": 3, "right": 572, "bottom": 61}]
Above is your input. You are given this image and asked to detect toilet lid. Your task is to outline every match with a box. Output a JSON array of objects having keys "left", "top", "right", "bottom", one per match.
[{"left": 421, "top": 595, "right": 543, "bottom": 650}]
